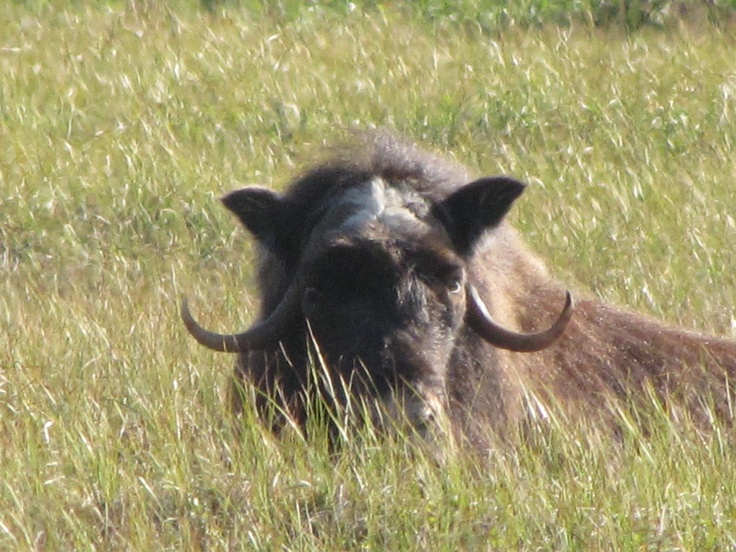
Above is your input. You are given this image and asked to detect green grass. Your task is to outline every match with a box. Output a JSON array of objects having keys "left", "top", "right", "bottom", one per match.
[{"left": 2, "top": 1, "right": 736, "bottom": 549}]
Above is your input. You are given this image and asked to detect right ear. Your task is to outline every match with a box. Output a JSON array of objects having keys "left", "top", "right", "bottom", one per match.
[
  {"left": 221, "top": 186, "right": 289, "bottom": 246},
  {"left": 434, "top": 176, "right": 526, "bottom": 255}
]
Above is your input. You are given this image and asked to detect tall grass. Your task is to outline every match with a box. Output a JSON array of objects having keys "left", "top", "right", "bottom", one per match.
[{"left": 2, "top": 1, "right": 736, "bottom": 549}]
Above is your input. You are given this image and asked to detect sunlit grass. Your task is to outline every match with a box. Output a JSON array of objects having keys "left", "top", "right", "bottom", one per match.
[{"left": 2, "top": 1, "right": 736, "bottom": 549}]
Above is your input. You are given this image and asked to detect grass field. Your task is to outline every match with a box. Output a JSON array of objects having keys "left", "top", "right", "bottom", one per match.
[{"left": 2, "top": 1, "right": 736, "bottom": 549}]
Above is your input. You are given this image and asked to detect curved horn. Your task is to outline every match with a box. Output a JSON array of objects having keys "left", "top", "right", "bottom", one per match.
[
  {"left": 467, "top": 285, "right": 573, "bottom": 353},
  {"left": 181, "top": 283, "right": 301, "bottom": 353}
]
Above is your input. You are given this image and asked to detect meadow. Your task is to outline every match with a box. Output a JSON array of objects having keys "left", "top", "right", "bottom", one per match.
[{"left": 2, "top": 1, "right": 736, "bottom": 549}]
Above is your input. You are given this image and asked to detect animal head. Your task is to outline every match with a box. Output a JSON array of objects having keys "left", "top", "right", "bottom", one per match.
[{"left": 182, "top": 134, "right": 572, "bottom": 433}]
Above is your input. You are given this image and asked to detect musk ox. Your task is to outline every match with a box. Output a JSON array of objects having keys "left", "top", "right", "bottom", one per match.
[{"left": 182, "top": 132, "right": 736, "bottom": 446}]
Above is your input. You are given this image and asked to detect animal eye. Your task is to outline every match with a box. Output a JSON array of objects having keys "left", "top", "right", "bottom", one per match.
[
  {"left": 448, "top": 279, "right": 463, "bottom": 294},
  {"left": 440, "top": 265, "right": 464, "bottom": 294},
  {"left": 425, "top": 263, "right": 463, "bottom": 294}
]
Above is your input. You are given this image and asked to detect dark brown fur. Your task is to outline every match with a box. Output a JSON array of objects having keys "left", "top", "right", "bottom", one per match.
[
  {"left": 456, "top": 231, "right": 736, "bottom": 443},
  {"left": 212, "top": 132, "right": 736, "bottom": 447}
]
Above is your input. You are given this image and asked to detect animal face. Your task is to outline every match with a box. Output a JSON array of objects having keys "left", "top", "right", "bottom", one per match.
[
  {"left": 299, "top": 238, "right": 467, "bottom": 428},
  {"left": 181, "top": 138, "right": 572, "bottom": 436}
]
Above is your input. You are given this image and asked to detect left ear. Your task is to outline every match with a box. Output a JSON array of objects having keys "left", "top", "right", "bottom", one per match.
[
  {"left": 221, "top": 186, "right": 291, "bottom": 248},
  {"left": 434, "top": 176, "right": 526, "bottom": 255}
]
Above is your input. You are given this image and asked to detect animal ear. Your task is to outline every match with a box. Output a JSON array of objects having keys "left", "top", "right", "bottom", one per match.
[
  {"left": 436, "top": 176, "right": 526, "bottom": 254},
  {"left": 221, "top": 186, "right": 289, "bottom": 245}
]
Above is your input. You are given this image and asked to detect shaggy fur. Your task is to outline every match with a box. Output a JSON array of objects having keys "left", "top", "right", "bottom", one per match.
[{"left": 198, "top": 131, "right": 736, "bottom": 448}]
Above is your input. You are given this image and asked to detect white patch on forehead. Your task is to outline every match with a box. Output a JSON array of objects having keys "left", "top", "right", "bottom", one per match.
[
  {"left": 334, "top": 177, "right": 387, "bottom": 231},
  {"left": 327, "top": 177, "right": 426, "bottom": 235}
]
